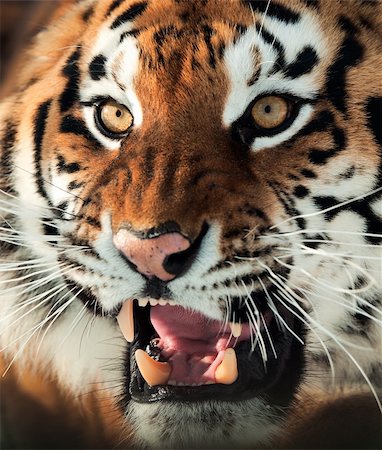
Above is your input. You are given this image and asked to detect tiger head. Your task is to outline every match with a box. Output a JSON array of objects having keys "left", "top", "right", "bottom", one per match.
[{"left": 0, "top": 0, "right": 381, "bottom": 448}]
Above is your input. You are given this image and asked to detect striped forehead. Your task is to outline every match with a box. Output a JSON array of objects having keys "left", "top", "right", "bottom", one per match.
[
  {"left": 223, "top": 10, "right": 328, "bottom": 126},
  {"left": 81, "top": 0, "right": 327, "bottom": 130},
  {"left": 80, "top": 6, "right": 144, "bottom": 128}
]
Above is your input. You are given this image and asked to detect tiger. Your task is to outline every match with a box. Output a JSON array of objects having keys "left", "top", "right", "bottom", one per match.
[{"left": 0, "top": 0, "right": 381, "bottom": 448}]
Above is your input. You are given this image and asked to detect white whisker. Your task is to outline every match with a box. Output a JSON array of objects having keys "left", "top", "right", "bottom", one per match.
[{"left": 273, "top": 255, "right": 376, "bottom": 295}]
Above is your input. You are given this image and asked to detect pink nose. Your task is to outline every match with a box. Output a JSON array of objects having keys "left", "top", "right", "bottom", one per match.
[{"left": 113, "top": 230, "right": 191, "bottom": 281}]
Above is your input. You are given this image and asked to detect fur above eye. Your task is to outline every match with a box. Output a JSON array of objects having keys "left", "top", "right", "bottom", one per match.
[
  {"left": 95, "top": 100, "right": 133, "bottom": 137},
  {"left": 251, "top": 96, "right": 291, "bottom": 130}
]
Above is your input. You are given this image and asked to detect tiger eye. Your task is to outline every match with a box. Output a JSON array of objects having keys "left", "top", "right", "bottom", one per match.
[
  {"left": 251, "top": 96, "right": 290, "bottom": 130},
  {"left": 99, "top": 100, "right": 133, "bottom": 134}
]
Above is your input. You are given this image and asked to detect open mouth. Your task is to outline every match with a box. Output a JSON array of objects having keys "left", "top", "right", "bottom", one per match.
[{"left": 117, "top": 299, "right": 304, "bottom": 404}]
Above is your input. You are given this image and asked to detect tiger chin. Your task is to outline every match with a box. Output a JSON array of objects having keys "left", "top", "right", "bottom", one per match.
[{"left": 0, "top": 0, "right": 381, "bottom": 449}]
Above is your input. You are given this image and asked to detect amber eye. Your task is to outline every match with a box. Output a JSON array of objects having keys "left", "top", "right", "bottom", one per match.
[
  {"left": 251, "top": 95, "right": 290, "bottom": 130},
  {"left": 97, "top": 100, "right": 133, "bottom": 136}
]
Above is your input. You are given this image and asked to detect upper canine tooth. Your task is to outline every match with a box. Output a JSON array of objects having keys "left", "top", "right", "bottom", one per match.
[
  {"left": 138, "top": 298, "right": 149, "bottom": 307},
  {"left": 215, "top": 348, "right": 238, "bottom": 385},
  {"left": 230, "top": 322, "right": 242, "bottom": 338},
  {"left": 149, "top": 299, "right": 159, "bottom": 306},
  {"left": 117, "top": 300, "right": 134, "bottom": 342},
  {"left": 135, "top": 349, "right": 171, "bottom": 386}
]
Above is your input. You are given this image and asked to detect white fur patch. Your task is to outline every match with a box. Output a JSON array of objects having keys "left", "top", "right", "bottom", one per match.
[
  {"left": 223, "top": 13, "right": 326, "bottom": 151},
  {"left": 81, "top": 33, "right": 143, "bottom": 150}
]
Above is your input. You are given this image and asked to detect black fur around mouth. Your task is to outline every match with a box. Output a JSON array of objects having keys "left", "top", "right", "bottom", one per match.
[{"left": 123, "top": 302, "right": 305, "bottom": 406}]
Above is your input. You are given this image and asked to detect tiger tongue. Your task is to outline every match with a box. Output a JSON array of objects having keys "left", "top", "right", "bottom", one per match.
[
  {"left": 150, "top": 305, "right": 238, "bottom": 385},
  {"left": 150, "top": 305, "right": 227, "bottom": 347}
]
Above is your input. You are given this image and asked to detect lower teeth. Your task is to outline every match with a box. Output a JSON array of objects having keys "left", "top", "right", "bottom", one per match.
[{"left": 146, "top": 339, "right": 162, "bottom": 360}]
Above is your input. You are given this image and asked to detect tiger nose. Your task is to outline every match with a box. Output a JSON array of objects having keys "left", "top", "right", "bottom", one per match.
[{"left": 113, "top": 230, "right": 191, "bottom": 281}]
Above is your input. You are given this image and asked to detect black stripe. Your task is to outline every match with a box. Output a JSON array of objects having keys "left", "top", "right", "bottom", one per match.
[
  {"left": 82, "top": 6, "right": 94, "bottom": 21},
  {"left": 284, "top": 46, "right": 319, "bottom": 79},
  {"left": 202, "top": 25, "right": 216, "bottom": 69},
  {"left": 42, "top": 220, "right": 59, "bottom": 245},
  {"left": 293, "top": 185, "right": 310, "bottom": 198},
  {"left": 34, "top": 100, "right": 52, "bottom": 202},
  {"left": 68, "top": 180, "right": 85, "bottom": 190},
  {"left": 84, "top": 215, "right": 102, "bottom": 229},
  {"left": 352, "top": 303, "right": 373, "bottom": 330},
  {"left": 257, "top": 25, "right": 286, "bottom": 74},
  {"left": 313, "top": 193, "right": 382, "bottom": 244},
  {"left": 60, "top": 115, "right": 101, "bottom": 147},
  {"left": 0, "top": 239, "right": 18, "bottom": 256},
  {"left": 309, "top": 124, "right": 346, "bottom": 165},
  {"left": 43, "top": 221, "right": 59, "bottom": 237},
  {"left": 120, "top": 28, "right": 141, "bottom": 42},
  {"left": 89, "top": 54, "right": 107, "bottom": 80},
  {"left": 294, "top": 110, "right": 333, "bottom": 139},
  {"left": 326, "top": 34, "right": 363, "bottom": 114},
  {"left": 313, "top": 195, "right": 339, "bottom": 220},
  {"left": 59, "top": 49, "right": 81, "bottom": 113},
  {"left": 300, "top": 0, "right": 319, "bottom": 8},
  {"left": 366, "top": 97, "right": 382, "bottom": 148},
  {"left": 269, "top": 181, "right": 306, "bottom": 229},
  {"left": 140, "top": 147, "right": 156, "bottom": 184},
  {"left": 57, "top": 154, "right": 81, "bottom": 174},
  {"left": 110, "top": 1, "right": 148, "bottom": 29},
  {"left": 242, "top": 204, "right": 268, "bottom": 220},
  {"left": 247, "top": 67, "right": 261, "bottom": 87},
  {"left": 107, "top": 0, "right": 124, "bottom": 15},
  {"left": 154, "top": 25, "right": 177, "bottom": 46},
  {"left": 1, "top": 121, "right": 17, "bottom": 194},
  {"left": 300, "top": 168, "right": 317, "bottom": 178},
  {"left": 57, "top": 201, "right": 69, "bottom": 217},
  {"left": 243, "top": 0, "right": 300, "bottom": 24},
  {"left": 338, "top": 16, "right": 358, "bottom": 34}
]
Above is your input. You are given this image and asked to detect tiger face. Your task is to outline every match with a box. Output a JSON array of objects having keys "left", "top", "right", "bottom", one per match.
[{"left": 0, "top": 0, "right": 381, "bottom": 448}]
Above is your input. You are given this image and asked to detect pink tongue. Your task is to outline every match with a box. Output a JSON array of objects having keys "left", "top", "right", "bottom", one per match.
[
  {"left": 150, "top": 305, "right": 246, "bottom": 384},
  {"left": 151, "top": 305, "right": 227, "bottom": 351}
]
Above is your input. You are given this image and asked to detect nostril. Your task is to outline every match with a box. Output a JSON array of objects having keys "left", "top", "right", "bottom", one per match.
[
  {"left": 163, "top": 247, "right": 193, "bottom": 277},
  {"left": 113, "top": 227, "right": 192, "bottom": 281},
  {"left": 163, "top": 222, "right": 209, "bottom": 277}
]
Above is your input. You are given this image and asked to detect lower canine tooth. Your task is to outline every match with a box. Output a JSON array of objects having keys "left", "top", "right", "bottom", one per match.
[
  {"left": 215, "top": 348, "right": 238, "bottom": 385},
  {"left": 135, "top": 349, "right": 171, "bottom": 386},
  {"left": 230, "top": 322, "right": 242, "bottom": 338},
  {"left": 117, "top": 300, "right": 134, "bottom": 342}
]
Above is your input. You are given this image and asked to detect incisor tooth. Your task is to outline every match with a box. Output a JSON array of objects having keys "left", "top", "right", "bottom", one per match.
[
  {"left": 138, "top": 298, "right": 149, "bottom": 307},
  {"left": 215, "top": 348, "right": 238, "bottom": 385},
  {"left": 149, "top": 299, "right": 158, "bottom": 306},
  {"left": 230, "top": 322, "right": 242, "bottom": 338},
  {"left": 117, "top": 300, "right": 134, "bottom": 342},
  {"left": 135, "top": 349, "right": 171, "bottom": 386},
  {"left": 159, "top": 299, "right": 168, "bottom": 305}
]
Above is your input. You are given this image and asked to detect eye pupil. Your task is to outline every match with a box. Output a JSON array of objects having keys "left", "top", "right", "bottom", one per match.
[
  {"left": 264, "top": 105, "right": 271, "bottom": 114},
  {"left": 116, "top": 110, "right": 122, "bottom": 117}
]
